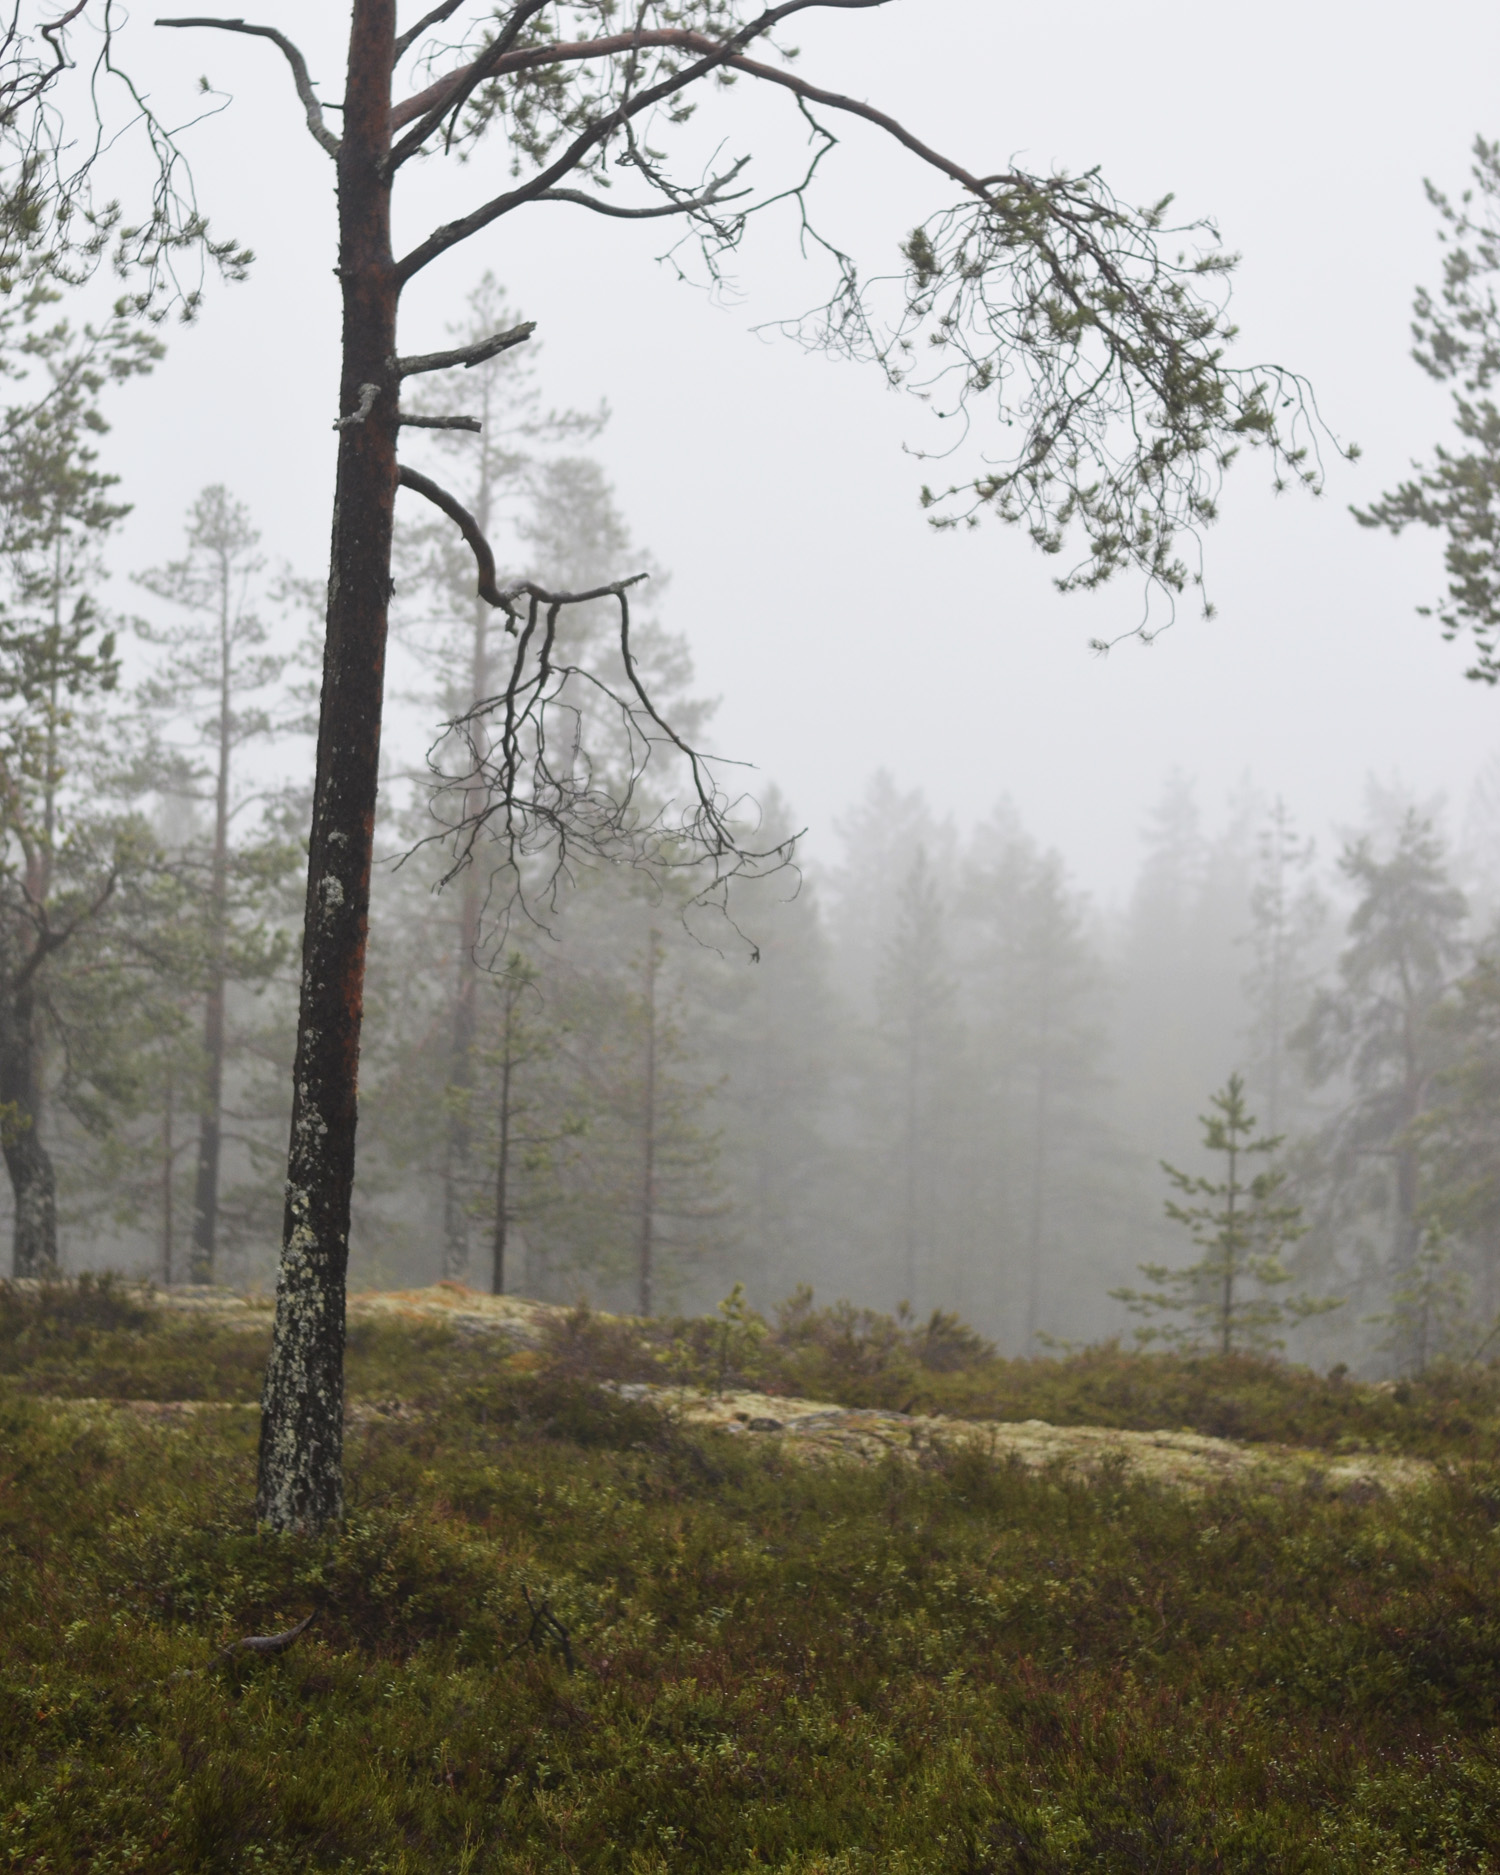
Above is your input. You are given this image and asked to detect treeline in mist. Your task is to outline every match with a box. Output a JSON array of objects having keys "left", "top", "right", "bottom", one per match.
[{"left": 9, "top": 279, "right": 1500, "bottom": 1379}]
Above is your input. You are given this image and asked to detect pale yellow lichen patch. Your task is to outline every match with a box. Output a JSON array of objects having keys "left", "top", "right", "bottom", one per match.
[
  {"left": 120, "top": 1285, "right": 1435, "bottom": 1498},
  {"left": 633, "top": 1386, "right": 1434, "bottom": 1497}
]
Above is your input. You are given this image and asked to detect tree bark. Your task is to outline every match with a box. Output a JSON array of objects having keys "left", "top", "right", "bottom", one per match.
[
  {"left": 1, "top": 972, "right": 57, "bottom": 1278},
  {"left": 256, "top": 0, "right": 397, "bottom": 1534}
]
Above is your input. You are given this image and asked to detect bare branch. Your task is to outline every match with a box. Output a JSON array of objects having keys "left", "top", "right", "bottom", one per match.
[
  {"left": 154, "top": 17, "right": 341, "bottom": 158},
  {"left": 497, "top": 573, "right": 650, "bottom": 612},
  {"left": 397, "top": 463, "right": 506, "bottom": 611},
  {"left": 395, "top": 321, "right": 535, "bottom": 377},
  {"left": 399, "top": 410, "right": 481, "bottom": 432},
  {"left": 418, "top": 574, "right": 795, "bottom": 950},
  {"left": 394, "top": 0, "right": 467, "bottom": 64},
  {"left": 536, "top": 153, "right": 752, "bottom": 222}
]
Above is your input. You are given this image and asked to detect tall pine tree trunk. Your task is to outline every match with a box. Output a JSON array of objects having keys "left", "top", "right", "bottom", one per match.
[{"left": 256, "top": 0, "right": 397, "bottom": 1533}]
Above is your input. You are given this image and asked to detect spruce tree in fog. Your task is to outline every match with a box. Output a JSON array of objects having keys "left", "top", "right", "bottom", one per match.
[
  {"left": 1115, "top": 776, "right": 1254, "bottom": 1191},
  {"left": 135, "top": 489, "right": 297, "bottom": 1283},
  {"left": 1111, "top": 1073, "right": 1324, "bottom": 1355},
  {"left": 1294, "top": 813, "right": 1467, "bottom": 1332},
  {"left": 963, "top": 822, "right": 1112, "bottom": 1349},
  {"left": 0, "top": 311, "right": 158, "bottom": 1275},
  {"left": 395, "top": 275, "right": 601, "bottom": 1284},
  {"left": 876, "top": 848, "right": 959, "bottom": 1308},
  {"left": 1243, "top": 800, "right": 1327, "bottom": 1137},
  {"left": 1409, "top": 946, "right": 1500, "bottom": 1329}
]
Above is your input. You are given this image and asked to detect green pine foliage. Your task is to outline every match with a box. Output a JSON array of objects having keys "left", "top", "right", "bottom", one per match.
[{"left": 1112, "top": 1074, "right": 1336, "bottom": 1355}]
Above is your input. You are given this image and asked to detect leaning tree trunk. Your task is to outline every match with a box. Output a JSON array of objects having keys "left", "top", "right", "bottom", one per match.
[
  {"left": 0, "top": 972, "right": 58, "bottom": 1279},
  {"left": 256, "top": 0, "right": 397, "bottom": 1533}
]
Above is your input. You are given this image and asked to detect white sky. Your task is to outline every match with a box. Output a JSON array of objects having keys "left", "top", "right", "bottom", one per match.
[{"left": 83, "top": 0, "right": 1500, "bottom": 903}]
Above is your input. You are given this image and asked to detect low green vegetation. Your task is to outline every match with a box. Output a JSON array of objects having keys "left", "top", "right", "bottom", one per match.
[{"left": 4, "top": 1279, "right": 1500, "bottom": 1872}]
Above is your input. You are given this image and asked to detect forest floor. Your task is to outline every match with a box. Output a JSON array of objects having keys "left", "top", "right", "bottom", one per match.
[{"left": 4, "top": 1276, "right": 1500, "bottom": 1872}]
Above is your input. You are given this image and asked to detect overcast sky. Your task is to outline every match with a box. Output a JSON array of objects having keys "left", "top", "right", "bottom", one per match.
[{"left": 83, "top": 0, "right": 1500, "bottom": 903}]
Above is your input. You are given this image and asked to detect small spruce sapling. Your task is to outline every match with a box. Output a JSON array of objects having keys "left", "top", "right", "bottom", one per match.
[{"left": 1112, "top": 1073, "right": 1336, "bottom": 1355}]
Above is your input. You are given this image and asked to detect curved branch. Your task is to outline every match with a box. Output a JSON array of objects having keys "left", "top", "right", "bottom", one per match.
[
  {"left": 394, "top": 6, "right": 973, "bottom": 280},
  {"left": 154, "top": 17, "right": 341, "bottom": 158},
  {"left": 536, "top": 154, "right": 752, "bottom": 221},
  {"left": 397, "top": 463, "right": 505, "bottom": 610},
  {"left": 390, "top": 0, "right": 892, "bottom": 140}
]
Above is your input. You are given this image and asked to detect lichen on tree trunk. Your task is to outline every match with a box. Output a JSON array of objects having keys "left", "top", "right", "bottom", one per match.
[{"left": 255, "top": 0, "right": 397, "bottom": 1534}]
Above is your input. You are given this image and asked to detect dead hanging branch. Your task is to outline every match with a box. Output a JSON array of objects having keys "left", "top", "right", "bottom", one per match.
[
  {"left": 396, "top": 456, "right": 790, "bottom": 940},
  {"left": 414, "top": 576, "right": 795, "bottom": 948}
]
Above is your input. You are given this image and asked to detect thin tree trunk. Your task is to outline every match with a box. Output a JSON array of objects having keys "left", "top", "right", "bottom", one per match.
[
  {"left": 492, "top": 1001, "right": 513, "bottom": 1296},
  {"left": 189, "top": 556, "right": 234, "bottom": 1282},
  {"left": 442, "top": 383, "right": 495, "bottom": 1282},
  {"left": 442, "top": 588, "right": 491, "bottom": 1282},
  {"left": 443, "top": 908, "right": 477, "bottom": 1280},
  {"left": 162, "top": 1069, "right": 175, "bottom": 1285},
  {"left": 638, "top": 931, "right": 659, "bottom": 1317},
  {"left": 902, "top": 1020, "right": 919, "bottom": 1308},
  {"left": 1023, "top": 984, "right": 1053, "bottom": 1351},
  {"left": 257, "top": 0, "right": 398, "bottom": 1534},
  {"left": 1221, "top": 1137, "right": 1238, "bottom": 1357}
]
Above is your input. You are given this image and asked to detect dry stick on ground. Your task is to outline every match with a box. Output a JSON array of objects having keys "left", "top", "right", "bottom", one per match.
[
  {"left": 155, "top": 2, "right": 1324, "bottom": 1536},
  {"left": 169, "top": 1611, "right": 316, "bottom": 1681}
]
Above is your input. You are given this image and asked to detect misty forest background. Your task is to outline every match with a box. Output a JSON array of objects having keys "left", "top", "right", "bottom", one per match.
[{"left": 14, "top": 264, "right": 1500, "bottom": 1380}]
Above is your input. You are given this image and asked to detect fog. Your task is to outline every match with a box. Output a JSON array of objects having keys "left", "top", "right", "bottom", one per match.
[
  {"left": 111, "top": 0, "right": 1500, "bottom": 898},
  {"left": 16, "top": 0, "right": 1500, "bottom": 1370}
]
